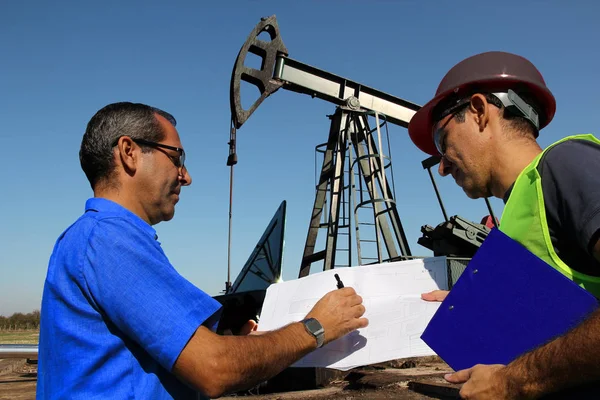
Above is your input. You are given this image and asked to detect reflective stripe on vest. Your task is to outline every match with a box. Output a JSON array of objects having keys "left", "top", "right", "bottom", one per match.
[{"left": 499, "top": 134, "right": 600, "bottom": 298}]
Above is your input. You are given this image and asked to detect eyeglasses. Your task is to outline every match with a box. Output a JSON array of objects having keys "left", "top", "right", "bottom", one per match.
[
  {"left": 433, "top": 100, "right": 470, "bottom": 156},
  {"left": 132, "top": 138, "right": 186, "bottom": 174}
]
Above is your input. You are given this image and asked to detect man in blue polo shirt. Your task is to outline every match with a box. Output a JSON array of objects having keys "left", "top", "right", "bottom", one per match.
[{"left": 37, "top": 102, "right": 368, "bottom": 399}]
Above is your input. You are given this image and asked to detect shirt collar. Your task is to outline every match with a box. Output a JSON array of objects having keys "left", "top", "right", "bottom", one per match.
[{"left": 85, "top": 197, "right": 158, "bottom": 241}]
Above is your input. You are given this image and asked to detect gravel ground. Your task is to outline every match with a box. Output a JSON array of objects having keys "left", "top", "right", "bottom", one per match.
[{"left": 0, "top": 359, "right": 37, "bottom": 400}]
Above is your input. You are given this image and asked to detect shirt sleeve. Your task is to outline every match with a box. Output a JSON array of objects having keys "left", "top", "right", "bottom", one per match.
[
  {"left": 541, "top": 139, "right": 600, "bottom": 256},
  {"left": 82, "top": 217, "right": 222, "bottom": 372}
]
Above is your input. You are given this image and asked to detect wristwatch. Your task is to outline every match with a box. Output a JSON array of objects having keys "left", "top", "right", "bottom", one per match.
[{"left": 301, "top": 318, "right": 325, "bottom": 348}]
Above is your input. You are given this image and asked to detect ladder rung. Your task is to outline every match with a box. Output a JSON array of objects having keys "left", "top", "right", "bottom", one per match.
[
  {"left": 360, "top": 239, "right": 378, "bottom": 243},
  {"left": 359, "top": 222, "right": 375, "bottom": 226},
  {"left": 302, "top": 250, "right": 326, "bottom": 264}
]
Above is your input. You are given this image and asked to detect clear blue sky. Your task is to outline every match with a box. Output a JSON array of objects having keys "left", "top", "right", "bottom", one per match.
[{"left": 1, "top": 1, "right": 599, "bottom": 316}]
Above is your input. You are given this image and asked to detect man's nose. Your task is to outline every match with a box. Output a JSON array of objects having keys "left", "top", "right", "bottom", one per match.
[
  {"left": 438, "top": 156, "right": 453, "bottom": 177},
  {"left": 180, "top": 167, "right": 192, "bottom": 186}
]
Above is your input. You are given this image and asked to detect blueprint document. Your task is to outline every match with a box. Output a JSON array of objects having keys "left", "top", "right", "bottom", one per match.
[{"left": 258, "top": 257, "right": 448, "bottom": 371}]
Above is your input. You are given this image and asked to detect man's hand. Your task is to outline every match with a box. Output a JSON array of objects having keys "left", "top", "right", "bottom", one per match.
[
  {"left": 221, "top": 320, "right": 259, "bottom": 336},
  {"left": 305, "top": 287, "right": 368, "bottom": 345},
  {"left": 239, "top": 319, "right": 258, "bottom": 335},
  {"left": 421, "top": 289, "right": 449, "bottom": 302},
  {"left": 445, "top": 364, "right": 519, "bottom": 399}
]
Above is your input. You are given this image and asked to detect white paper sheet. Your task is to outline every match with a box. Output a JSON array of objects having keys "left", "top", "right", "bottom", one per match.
[{"left": 258, "top": 257, "right": 448, "bottom": 370}]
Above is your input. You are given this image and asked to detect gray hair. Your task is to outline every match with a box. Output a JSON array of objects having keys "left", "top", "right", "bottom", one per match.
[{"left": 79, "top": 102, "right": 177, "bottom": 189}]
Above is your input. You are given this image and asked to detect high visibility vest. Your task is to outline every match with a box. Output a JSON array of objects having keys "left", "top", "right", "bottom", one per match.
[{"left": 500, "top": 134, "right": 600, "bottom": 298}]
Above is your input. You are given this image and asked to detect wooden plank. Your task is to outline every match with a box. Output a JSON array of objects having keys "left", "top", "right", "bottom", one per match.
[{"left": 407, "top": 380, "right": 461, "bottom": 398}]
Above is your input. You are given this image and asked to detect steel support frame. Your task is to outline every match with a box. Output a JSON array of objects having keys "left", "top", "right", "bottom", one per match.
[
  {"left": 299, "top": 110, "right": 348, "bottom": 277},
  {"left": 299, "top": 107, "right": 412, "bottom": 278}
]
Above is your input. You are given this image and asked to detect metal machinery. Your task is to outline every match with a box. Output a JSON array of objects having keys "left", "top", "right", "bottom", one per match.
[
  {"left": 229, "top": 16, "right": 416, "bottom": 280},
  {"left": 226, "top": 15, "right": 496, "bottom": 288},
  {"left": 214, "top": 201, "right": 286, "bottom": 335}
]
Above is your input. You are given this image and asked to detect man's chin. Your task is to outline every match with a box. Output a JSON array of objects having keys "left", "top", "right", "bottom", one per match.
[
  {"left": 462, "top": 184, "right": 493, "bottom": 200},
  {"left": 161, "top": 209, "right": 176, "bottom": 222},
  {"left": 462, "top": 185, "right": 483, "bottom": 200}
]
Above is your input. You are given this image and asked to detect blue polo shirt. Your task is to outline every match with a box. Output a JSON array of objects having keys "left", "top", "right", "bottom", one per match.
[{"left": 37, "top": 198, "right": 222, "bottom": 399}]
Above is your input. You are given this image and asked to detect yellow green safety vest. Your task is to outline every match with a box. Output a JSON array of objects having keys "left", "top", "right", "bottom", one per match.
[{"left": 500, "top": 134, "right": 600, "bottom": 298}]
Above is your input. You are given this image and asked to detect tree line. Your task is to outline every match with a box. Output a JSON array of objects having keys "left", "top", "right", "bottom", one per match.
[{"left": 0, "top": 310, "right": 41, "bottom": 330}]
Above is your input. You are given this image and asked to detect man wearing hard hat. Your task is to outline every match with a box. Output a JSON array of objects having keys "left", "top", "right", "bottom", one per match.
[{"left": 409, "top": 51, "right": 600, "bottom": 399}]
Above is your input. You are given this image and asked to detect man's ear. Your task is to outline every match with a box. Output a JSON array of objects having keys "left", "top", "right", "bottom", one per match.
[
  {"left": 115, "top": 136, "right": 138, "bottom": 175},
  {"left": 469, "top": 94, "right": 490, "bottom": 132}
]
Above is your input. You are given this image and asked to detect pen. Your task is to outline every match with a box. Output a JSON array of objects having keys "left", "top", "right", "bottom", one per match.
[{"left": 334, "top": 273, "right": 344, "bottom": 289}]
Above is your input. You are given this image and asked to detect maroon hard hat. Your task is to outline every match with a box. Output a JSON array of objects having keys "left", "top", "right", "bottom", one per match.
[{"left": 408, "top": 51, "right": 556, "bottom": 156}]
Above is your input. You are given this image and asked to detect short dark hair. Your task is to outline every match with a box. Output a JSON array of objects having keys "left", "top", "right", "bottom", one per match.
[{"left": 79, "top": 102, "right": 177, "bottom": 189}]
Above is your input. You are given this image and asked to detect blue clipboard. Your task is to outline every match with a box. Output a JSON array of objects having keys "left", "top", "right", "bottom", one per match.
[{"left": 421, "top": 228, "right": 599, "bottom": 372}]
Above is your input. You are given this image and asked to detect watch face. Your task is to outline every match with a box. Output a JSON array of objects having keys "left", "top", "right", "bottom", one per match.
[{"left": 305, "top": 319, "right": 322, "bottom": 332}]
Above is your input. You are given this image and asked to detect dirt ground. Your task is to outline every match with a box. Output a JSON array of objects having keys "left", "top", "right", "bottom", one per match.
[
  {"left": 0, "top": 357, "right": 461, "bottom": 399},
  {"left": 0, "top": 359, "right": 37, "bottom": 400}
]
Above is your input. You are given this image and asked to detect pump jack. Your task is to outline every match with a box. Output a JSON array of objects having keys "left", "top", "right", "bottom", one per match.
[
  {"left": 229, "top": 16, "right": 420, "bottom": 280},
  {"left": 227, "top": 15, "right": 496, "bottom": 284}
]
